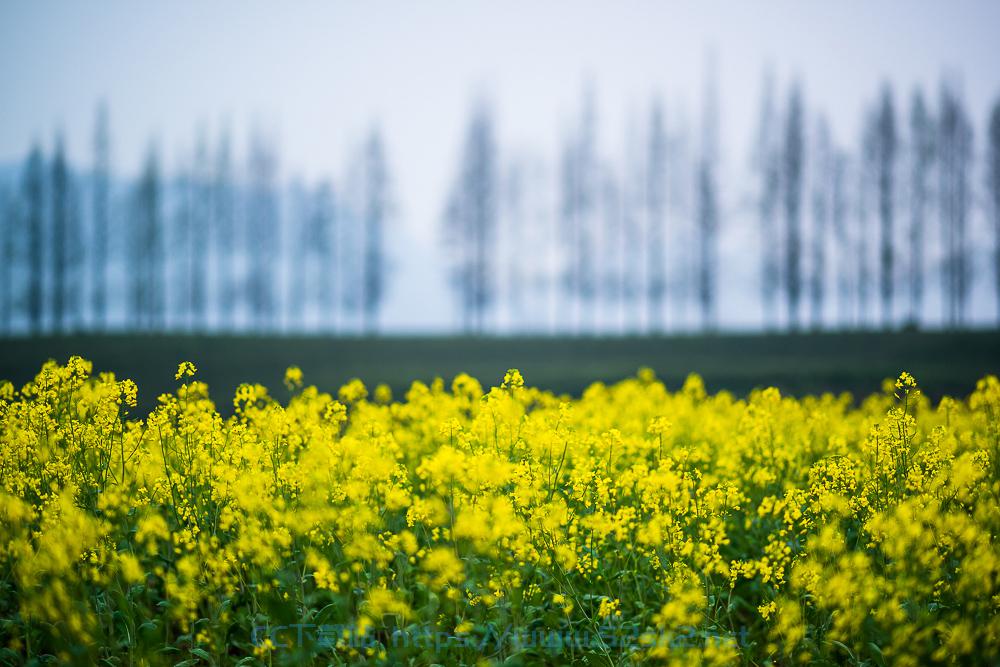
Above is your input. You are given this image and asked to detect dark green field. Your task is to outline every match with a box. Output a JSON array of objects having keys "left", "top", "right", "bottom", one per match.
[{"left": 1, "top": 331, "right": 998, "bottom": 413}]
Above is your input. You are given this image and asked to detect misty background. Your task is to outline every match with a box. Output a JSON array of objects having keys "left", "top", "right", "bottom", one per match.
[{"left": 1, "top": 1, "right": 999, "bottom": 336}]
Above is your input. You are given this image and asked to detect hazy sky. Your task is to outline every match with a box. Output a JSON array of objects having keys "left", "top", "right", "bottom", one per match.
[{"left": 1, "top": 1, "right": 998, "bottom": 330}]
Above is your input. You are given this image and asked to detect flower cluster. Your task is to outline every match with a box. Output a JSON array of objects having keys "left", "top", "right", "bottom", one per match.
[{"left": 1, "top": 359, "right": 998, "bottom": 665}]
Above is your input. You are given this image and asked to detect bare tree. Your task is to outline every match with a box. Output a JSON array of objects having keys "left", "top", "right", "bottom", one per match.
[
  {"left": 857, "top": 110, "right": 878, "bottom": 327},
  {"left": 190, "top": 130, "right": 211, "bottom": 330},
  {"left": 810, "top": 115, "right": 831, "bottom": 329},
  {"left": 753, "top": 68, "right": 781, "bottom": 330},
  {"left": 831, "top": 150, "right": 852, "bottom": 326},
  {"left": 51, "top": 134, "right": 69, "bottom": 331},
  {"left": 91, "top": 102, "right": 110, "bottom": 330},
  {"left": 361, "top": 127, "right": 390, "bottom": 334},
  {"left": 0, "top": 186, "right": 15, "bottom": 333},
  {"left": 599, "top": 162, "right": 623, "bottom": 332},
  {"left": 65, "top": 172, "right": 83, "bottom": 330},
  {"left": 874, "top": 84, "right": 898, "bottom": 327},
  {"left": 22, "top": 145, "right": 44, "bottom": 333},
  {"left": 212, "top": 127, "right": 235, "bottom": 331},
  {"left": 646, "top": 98, "right": 668, "bottom": 332},
  {"left": 313, "top": 182, "right": 336, "bottom": 330},
  {"left": 132, "top": 146, "right": 163, "bottom": 330},
  {"left": 557, "top": 138, "right": 577, "bottom": 332},
  {"left": 696, "top": 165, "right": 719, "bottom": 331},
  {"left": 503, "top": 159, "right": 526, "bottom": 329},
  {"left": 286, "top": 178, "right": 309, "bottom": 326},
  {"left": 668, "top": 109, "right": 693, "bottom": 329},
  {"left": 987, "top": 96, "right": 1000, "bottom": 324},
  {"left": 697, "top": 64, "right": 720, "bottom": 330},
  {"left": 246, "top": 129, "right": 280, "bottom": 331},
  {"left": 527, "top": 159, "right": 555, "bottom": 333},
  {"left": 559, "top": 86, "right": 599, "bottom": 333},
  {"left": 938, "top": 82, "right": 973, "bottom": 327},
  {"left": 622, "top": 116, "right": 644, "bottom": 333},
  {"left": 444, "top": 101, "right": 497, "bottom": 333},
  {"left": 46, "top": 134, "right": 83, "bottom": 333},
  {"left": 907, "top": 90, "right": 934, "bottom": 327},
  {"left": 783, "top": 82, "right": 805, "bottom": 330},
  {"left": 173, "top": 152, "right": 194, "bottom": 329},
  {"left": 287, "top": 177, "right": 336, "bottom": 331}
]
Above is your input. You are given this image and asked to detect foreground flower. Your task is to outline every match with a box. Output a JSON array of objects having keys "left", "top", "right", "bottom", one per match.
[{"left": 0, "top": 362, "right": 997, "bottom": 666}]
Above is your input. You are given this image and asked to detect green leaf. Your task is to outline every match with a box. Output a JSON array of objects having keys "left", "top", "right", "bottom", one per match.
[{"left": 189, "top": 647, "right": 214, "bottom": 664}]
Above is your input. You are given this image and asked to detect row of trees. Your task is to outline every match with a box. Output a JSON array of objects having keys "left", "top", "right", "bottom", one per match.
[
  {"left": 2, "top": 75, "right": 999, "bottom": 336},
  {"left": 444, "top": 78, "right": 723, "bottom": 334},
  {"left": 444, "top": 74, "right": 1000, "bottom": 333},
  {"left": 0, "top": 106, "right": 391, "bottom": 334},
  {"left": 758, "top": 76, "right": 995, "bottom": 331}
]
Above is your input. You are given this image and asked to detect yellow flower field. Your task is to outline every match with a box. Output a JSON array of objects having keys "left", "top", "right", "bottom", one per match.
[{"left": 1, "top": 359, "right": 999, "bottom": 665}]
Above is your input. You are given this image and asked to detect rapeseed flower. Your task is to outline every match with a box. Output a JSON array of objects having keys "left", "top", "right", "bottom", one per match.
[{"left": 0, "top": 362, "right": 998, "bottom": 665}]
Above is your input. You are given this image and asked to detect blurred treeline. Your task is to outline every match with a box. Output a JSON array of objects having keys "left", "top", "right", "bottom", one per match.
[{"left": 1, "top": 73, "right": 999, "bottom": 335}]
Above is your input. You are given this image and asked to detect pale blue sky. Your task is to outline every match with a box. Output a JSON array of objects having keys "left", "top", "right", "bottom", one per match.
[{"left": 1, "top": 1, "right": 998, "bottom": 330}]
